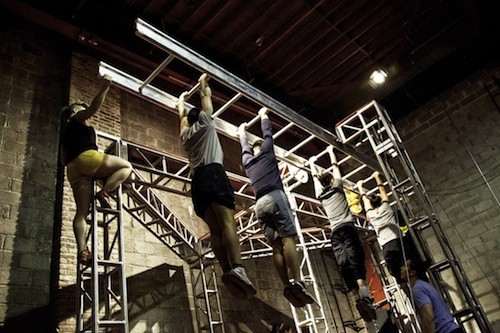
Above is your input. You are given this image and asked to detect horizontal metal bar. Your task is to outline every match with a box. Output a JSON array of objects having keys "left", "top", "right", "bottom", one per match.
[
  {"left": 139, "top": 55, "right": 174, "bottom": 91},
  {"left": 212, "top": 92, "right": 242, "bottom": 118},
  {"left": 135, "top": 18, "right": 380, "bottom": 171}
]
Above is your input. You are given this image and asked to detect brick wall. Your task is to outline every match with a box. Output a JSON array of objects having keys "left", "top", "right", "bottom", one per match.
[
  {"left": 0, "top": 13, "right": 70, "bottom": 332},
  {"left": 2, "top": 11, "right": 498, "bottom": 333},
  {"left": 396, "top": 61, "right": 500, "bottom": 332},
  {"left": 54, "top": 53, "right": 199, "bottom": 333}
]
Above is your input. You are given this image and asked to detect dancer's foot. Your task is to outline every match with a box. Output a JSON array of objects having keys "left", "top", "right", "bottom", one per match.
[
  {"left": 96, "top": 190, "right": 111, "bottom": 208},
  {"left": 78, "top": 248, "right": 92, "bottom": 266}
]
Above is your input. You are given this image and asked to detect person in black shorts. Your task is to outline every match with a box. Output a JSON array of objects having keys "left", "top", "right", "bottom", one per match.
[
  {"left": 178, "top": 73, "right": 256, "bottom": 299},
  {"left": 309, "top": 147, "right": 376, "bottom": 322}
]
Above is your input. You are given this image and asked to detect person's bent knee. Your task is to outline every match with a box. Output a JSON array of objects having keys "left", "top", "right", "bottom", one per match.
[
  {"left": 123, "top": 160, "right": 132, "bottom": 170},
  {"left": 125, "top": 170, "right": 135, "bottom": 183}
]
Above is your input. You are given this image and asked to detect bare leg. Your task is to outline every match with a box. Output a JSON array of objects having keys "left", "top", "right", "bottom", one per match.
[
  {"left": 204, "top": 205, "right": 231, "bottom": 272},
  {"left": 95, "top": 154, "right": 132, "bottom": 193},
  {"left": 356, "top": 279, "right": 372, "bottom": 299},
  {"left": 282, "top": 235, "right": 301, "bottom": 282},
  {"left": 207, "top": 202, "right": 241, "bottom": 266},
  {"left": 71, "top": 177, "right": 93, "bottom": 253},
  {"left": 272, "top": 239, "right": 290, "bottom": 285},
  {"left": 357, "top": 279, "right": 367, "bottom": 288}
]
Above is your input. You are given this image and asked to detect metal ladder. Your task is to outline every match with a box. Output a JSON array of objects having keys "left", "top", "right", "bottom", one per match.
[
  {"left": 336, "top": 101, "right": 493, "bottom": 333},
  {"left": 189, "top": 258, "right": 225, "bottom": 332},
  {"left": 285, "top": 189, "right": 331, "bottom": 333},
  {"left": 76, "top": 138, "right": 129, "bottom": 333}
]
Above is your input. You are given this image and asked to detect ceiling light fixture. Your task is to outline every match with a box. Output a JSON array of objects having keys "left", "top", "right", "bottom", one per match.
[{"left": 370, "top": 69, "right": 388, "bottom": 84}]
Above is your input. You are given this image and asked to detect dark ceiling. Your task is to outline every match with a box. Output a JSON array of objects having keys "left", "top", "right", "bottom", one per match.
[{"left": 5, "top": 0, "right": 500, "bottom": 127}]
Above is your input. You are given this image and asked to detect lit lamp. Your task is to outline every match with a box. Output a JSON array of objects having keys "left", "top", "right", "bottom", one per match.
[{"left": 370, "top": 69, "right": 388, "bottom": 85}]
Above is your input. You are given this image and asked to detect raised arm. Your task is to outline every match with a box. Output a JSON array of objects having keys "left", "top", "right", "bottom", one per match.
[
  {"left": 373, "top": 171, "right": 389, "bottom": 202},
  {"left": 238, "top": 122, "right": 252, "bottom": 165},
  {"left": 308, "top": 156, "right": 323, "bottom": 198},
  {"left": 199, "top": 73, "right": 213, "bottom": 116},
  {"left": 357, "top": 180, "right": 373, "bottom": 211},
  {"left": 178, "top": 91, "right": 189, "bottom": 134},
  {"left": 326, "top": 146, "right": 341, "bottom": 180},
  {"left": 74, "top": 75, "right": 112, "bottom": 122},
  {"left": 258, "top": 107, "right": 274, "bottom": 152}
]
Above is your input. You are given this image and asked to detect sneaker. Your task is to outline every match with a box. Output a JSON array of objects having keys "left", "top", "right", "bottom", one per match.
[
  {"left": 356, "top": 297, "right": 377, "bottom": 322},
  {"left": 283, "top": 284, "right": 306, "bottom": 307},
  {"left": 221, "top": 272, "right": 247, "bottom": 300},
  {"left": 291, "top": 281, "right": 316, "bottom": 305},
  {"left": 222, "top": 266, "right": 257, "bottom": 299}
]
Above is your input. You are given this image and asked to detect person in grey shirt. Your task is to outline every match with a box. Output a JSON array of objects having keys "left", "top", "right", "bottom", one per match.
[
  {"left": 309, "top": 147, "right": 376, "bottom": 322},
  {"left": 178, "top": 74, "right": 256, "bottom": 300},
  {"left": 357, "top": 171, "right": 403, "bottom": 281}
]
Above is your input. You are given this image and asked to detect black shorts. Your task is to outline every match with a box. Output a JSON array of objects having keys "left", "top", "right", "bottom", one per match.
[
  {"left": 383, "top": 238, "right": 403, "bottom": 281},
  {"left": 191, "top": 163, "right": 235, "bottom": 218},
  {"left": 331, "top": 224, "right": 366, "bottom": 291}
]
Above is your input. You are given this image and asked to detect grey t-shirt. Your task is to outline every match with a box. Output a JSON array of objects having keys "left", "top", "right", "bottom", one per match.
[
  {"left": 366, "top": 201, "right": 401, "bottom": 246},
  {"left": 319, "top": 179, "right": 355, "bottom": 232},
  {"left": 180, "top": 111, "right": 224, "bottom": 169}
]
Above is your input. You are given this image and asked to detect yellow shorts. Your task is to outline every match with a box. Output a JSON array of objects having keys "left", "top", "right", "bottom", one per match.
[{"left": 67, "top": 149, "right": 105, "bottom": 186}]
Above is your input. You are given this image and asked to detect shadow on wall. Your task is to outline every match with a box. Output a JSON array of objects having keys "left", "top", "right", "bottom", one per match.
[
  {"left": 126, "top": 263, "right": 192, "bottom": 332},
  {"left": 0, "top": 42, "right": 69, "bottom": 332},
  {"left": 223, "top": 296, "right": 294, "bottom": 333},
  {"left": 1, "top": 263, "right": 191, "bottom": 333}
]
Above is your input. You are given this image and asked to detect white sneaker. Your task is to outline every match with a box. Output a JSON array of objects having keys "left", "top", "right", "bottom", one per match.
[{"left": 222, "top": 266, "right": 257, "bottom": 299}]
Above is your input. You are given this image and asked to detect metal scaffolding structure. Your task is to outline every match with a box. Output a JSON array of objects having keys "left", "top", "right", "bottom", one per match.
[
  {"left": 336, "top": 103, "right": 493, "bottom": 333},
  {"left": 75, "top": 17, "right": 493, "bottom": 333}
]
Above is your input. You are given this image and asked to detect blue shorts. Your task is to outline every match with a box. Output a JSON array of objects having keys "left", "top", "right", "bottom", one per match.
[
  {"left": 255, "top": 189, "right": 297, "bottom": 244},
  {"left": 191, "top": 163, "right": 235, "bottom": 218}
]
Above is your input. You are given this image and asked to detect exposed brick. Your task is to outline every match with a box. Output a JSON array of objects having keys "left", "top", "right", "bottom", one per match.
[
  {"left": 0, "top": 204, "right": 11, "bottom": 220},
  {"left": 460, "top": 93, "right": 478, "bottom": 107},
  {"left": 18, "top": 253, "right": 50, "bottom": 271},
  {"left": 21, "top": 42, "right": 43, "bottom": 58},
  {"left": 2, "top": 10, "right": 499, "bottom": 333},
  {"left": 398, "top": 61, "right": 500, "bottom": 332}
]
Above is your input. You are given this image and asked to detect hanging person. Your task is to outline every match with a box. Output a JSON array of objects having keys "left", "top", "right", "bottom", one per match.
[
  {"left": 357, "top": 171, "right": 407, "bottom": 282},
  {"left": 309, "top": 147, "right": 376, "bottom": 322},
  {"left": 178, "top": 73, "right": 256, "bottom": 300},
  {"left": 237, "top": 107, "right": 314, "bottom": 307}
]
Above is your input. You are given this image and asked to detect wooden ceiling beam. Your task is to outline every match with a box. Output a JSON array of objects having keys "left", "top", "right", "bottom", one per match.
[{"left": 275, "top": 0, "right": 386, "bottom": 85}]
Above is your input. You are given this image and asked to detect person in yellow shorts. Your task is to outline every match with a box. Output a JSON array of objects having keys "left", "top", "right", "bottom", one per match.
[{"left": 60, "top": 75, "right": 133, "bottom": 266}]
